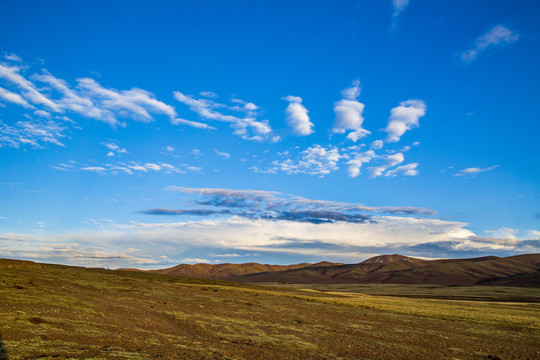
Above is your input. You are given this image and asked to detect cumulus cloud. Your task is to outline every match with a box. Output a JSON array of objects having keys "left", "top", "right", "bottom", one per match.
[
  {"left": 282, "top": 95, "right": 314, "bottom": 136},
  {"left": 458, "top": 25, "right": 520, "bottom": 63},
  {"left": 384, "top": 99, "right": 426, "bottom": 143},
  {"left": 454, "top": 165, "right": 499, "bottom": 178},
  {"left": 332, "top": 80, "right": 370, "bottom": 142}
]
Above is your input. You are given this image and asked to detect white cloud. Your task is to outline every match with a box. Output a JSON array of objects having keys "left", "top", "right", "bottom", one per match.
[
  {"left": 282, "top": 95, "right": 314, "bottom": 136},
  {"left": 485, "top": 227, "right": 519, "bottom": 240},
  {"left": 341, "top": 79, "right": 362, "bottom": 100},
  {"left": 458, "top": 25, "right": 520, "bottom": 63},
  {"left": 454, "top": 165, "right": 499, "bottom": 177},
  {"left": 181, "top": 258, "right": 213, "bottom": 264},
  {"left": 384, "top": 162, "right": 419, "bottom": 177},
  {"left": 0, "top": 86, "right": 34, "bottom": 108},
  {"left": 214, "top": 149, "right": 231, "bottom": 159},
  {"left": 371, "top": 140, "right": 384, "bottom": 150},
  {"left": 347, "top": 150, "right": 376, "bottom": 178},
  {"left": 174, "top": 91, "right": 276, "bottom": 141},
  {"left": 75, "top": 162, "right": 192, "bottom": 175},
  {"left": 392, "top": 0, "right": 409, "bottom": 24},
  {"left": 165, "top": 146, "right": 175, "bottom": 152},
  {"left": 0, "top": 215, "right": 492, "bottom": 268},
  {"left": 369, "top": 152, "right": 404, "bottom": 178},
  {"left": 199, "top": 91, "right": 218, "bottom": 98},
  {"left": 0, "top": 119, "right": 67, "bottom": 148},
  {"left": 31, "top": 71, "right": 178, "bottom": 127},
  {"left": 34, "top": 110, "right": 51, "bottom": 118},
  {"left": 102, "top": 141, "right": 128, "bottom": 156},
  {"left": 4, "top": 53, "right": 22, "bottom": 62},
  {"left": 81, "top": 166, "right": 107, "bottom": 173},
  {"left": 384, "top": 99, "right": 426, "bottom": 143},
  {"left": 0, "top": 64, "right": 60, "bottom": 111},
  {"left": 270, "top": 145, "right": 342, "bottom": 176},
  {"left": 191, "top": 149, "right": 203, "bottom": 158},
  {"left": 210, "top": 253, "right": 242, "bottom": 258},
  {"left": 78, "top": 78, "right": 176, "bottom": 124},
  {"left": 332, "top": 80, "right": 370, "bottom": 142},
  {"left": 51, "top": 161, "right": 77, "bottom": 172},
  {"left": 171, "top": 117, "right": 215, "bottom": 129}
]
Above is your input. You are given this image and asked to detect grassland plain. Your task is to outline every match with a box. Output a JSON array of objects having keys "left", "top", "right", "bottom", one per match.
[{"left": 0, "top": 258, "right": 539, "bottom": 360}]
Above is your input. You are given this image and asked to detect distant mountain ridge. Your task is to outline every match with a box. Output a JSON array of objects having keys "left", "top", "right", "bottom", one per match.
[
  {"left": 125, "top": 254, "right": 540, "bottom": 287},
  {"left": 141, "top": 261, "right": 343, "bottom": 279}
]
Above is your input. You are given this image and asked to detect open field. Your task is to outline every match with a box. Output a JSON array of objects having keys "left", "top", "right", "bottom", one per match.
[
  {"left": 1, "top": 258, "right": 539, "bottom": 359},
  {"left": 265, "top": 283, "right": 540, "bottom": 302}
]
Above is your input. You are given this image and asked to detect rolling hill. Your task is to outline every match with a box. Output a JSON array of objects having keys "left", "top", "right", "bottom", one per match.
[{"left": 134, "top": 254, "right": 540, "bottom": 287}]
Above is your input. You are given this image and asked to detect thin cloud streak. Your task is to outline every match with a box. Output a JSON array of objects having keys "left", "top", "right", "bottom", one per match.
[{"left": 458, "top": 25, "right": 520, "bottom": 63}]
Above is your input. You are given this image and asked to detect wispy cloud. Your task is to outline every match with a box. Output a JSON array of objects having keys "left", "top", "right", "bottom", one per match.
[
  {"left": 384, "top": 162, "right": 419, "bottom": 177},
  {"left": 102, "top": 141, "right": 128, "bottom": 157},
  {"left": 0, "top": 64, "right": 61, "bottom": 111},
  {"left": 0, "top": 119, "right": 67, "bottom": 148},
  {"left": 265, "top": 145, "right": 342, "bottom": 176},
  {"left": 458, "top": 25, "right": 520, "bottom": 63},
  {"left": 0, "top": 55, "right": 201, "bottom": 130},
  {"left": 392, "top": 0, "right": 409, "bottom": 26},
  {"left": 71, "top": 162, "right": 199, "bottom": 175},
  {"left": 77, "top": 77, "right": 177, "bottom": 125},
  {"left": 0, "top": 86, "right": 34, "bottom": 108},
  {"left": 346, "top": 149, "right": 376, "bottom": 178},
  {"left": 214, "top": 149, "right": 231, "bottom": 159},
  {"left": 454, "top": 165, "right": 499, "bottom": 178},
  {"left": 282, "top": 95, "right": 314, "bottom": 136},
  {"left": 384, "top": 99, "right": 426, "bottom": 143},
  {"left": 332, "top": 80, "right": 370, "bottom": 142},
  {"left": 369, "top": 152, "right": 404, "bottom": 178},
  {"left": 173, "top": 91, "right": 278, "bottom": 142}
]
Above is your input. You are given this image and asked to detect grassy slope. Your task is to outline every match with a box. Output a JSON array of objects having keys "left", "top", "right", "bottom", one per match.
[{"left": 1, "top": 258, "right": 539, "bottom": 360}]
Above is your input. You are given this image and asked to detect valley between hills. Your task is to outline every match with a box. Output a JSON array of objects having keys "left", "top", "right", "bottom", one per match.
[{"left": 0, "top": 254, "right": 539, "bottom": 359}]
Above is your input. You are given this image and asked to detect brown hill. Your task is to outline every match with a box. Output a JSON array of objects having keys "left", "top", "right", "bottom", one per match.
[
  {"left": 361, "top": 254, "right": 425, "bottom": 264},
  {"left": 145, "top": 261, "right": 342, "bottom": 279},
  {"left": 238, "top": 254, "right": 540, "bottom": 287},
  {"left": 123, "top": 254, "right": 540, "bottom": 287}
]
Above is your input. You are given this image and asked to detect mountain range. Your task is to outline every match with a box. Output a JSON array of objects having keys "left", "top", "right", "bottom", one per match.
[{"left": 127, "top": 254, "right": 540, "bottom": 287}]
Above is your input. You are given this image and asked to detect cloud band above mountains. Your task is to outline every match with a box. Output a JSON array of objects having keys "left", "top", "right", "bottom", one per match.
[{"left": 138, "top": 186, "right": 436, "bottom": 225}]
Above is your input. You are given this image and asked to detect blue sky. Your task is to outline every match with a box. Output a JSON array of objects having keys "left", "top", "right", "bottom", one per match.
[{"left": 1, "top": 0, "right": 539, "bottom": 268}]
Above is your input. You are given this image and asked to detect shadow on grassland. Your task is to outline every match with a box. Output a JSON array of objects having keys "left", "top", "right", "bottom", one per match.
[{"left": 0, "top": 332, "right": 7, "bottom": 360}]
